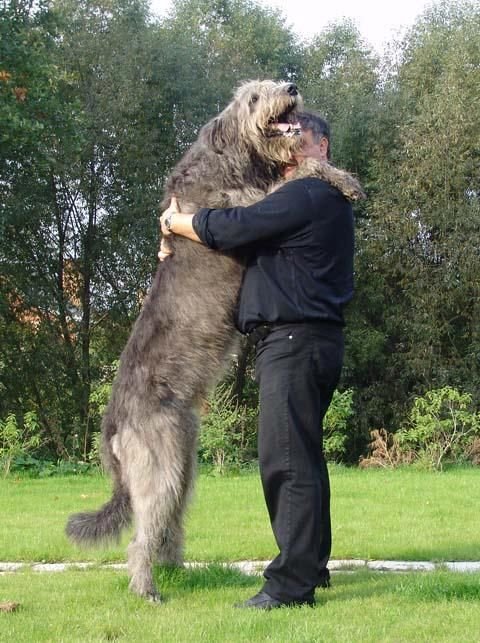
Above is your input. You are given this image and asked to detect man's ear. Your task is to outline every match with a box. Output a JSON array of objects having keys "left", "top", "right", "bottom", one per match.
[{"left": 319, "top": 136, "right": 329, "bottom": 161}]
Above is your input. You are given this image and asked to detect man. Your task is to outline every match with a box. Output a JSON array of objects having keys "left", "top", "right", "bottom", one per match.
[{"left": 160, "top": 112, "right": 355, "bottom": 609}]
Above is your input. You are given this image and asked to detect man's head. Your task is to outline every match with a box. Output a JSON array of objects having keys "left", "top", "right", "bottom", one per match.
[
  {"left": 282, "top": 110, "right": 331, "bottom": 178},
  {"left": 297, "top": 111, "right": 331, "bottom": 161}
]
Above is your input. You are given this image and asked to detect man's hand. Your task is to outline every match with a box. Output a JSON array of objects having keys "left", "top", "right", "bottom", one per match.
[
  {"left": 158, "top": 237, "right": 173, "bottom": 262},
  {"left": 159, "top": 196, "right": 202, "bottom": 245},
  {"left": 160, "top": 196, "right": 180, "bottom": 237}
]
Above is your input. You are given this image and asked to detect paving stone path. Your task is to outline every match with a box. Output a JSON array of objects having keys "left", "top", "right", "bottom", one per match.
[{"left": 1, "top": 560, "right": 480, "bottom": 575}]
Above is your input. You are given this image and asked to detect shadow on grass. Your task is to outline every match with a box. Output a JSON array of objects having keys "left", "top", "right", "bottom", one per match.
[
  {"left": 108, "top": 563, "right": 480, "bottom": 606},
  {"left": 324, "top": 570, "right": 480, "bottom": 605},
  {"left": 143, "top": 565, "right": 480, "bottom": 605},
  {"left": 153, "top": 564, "right": 259, "bottom": 593}
]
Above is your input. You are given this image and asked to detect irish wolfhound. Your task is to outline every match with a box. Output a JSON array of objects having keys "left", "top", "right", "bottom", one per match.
[{"left": 66, "top": 80, "right": 364, "bottom": 601}]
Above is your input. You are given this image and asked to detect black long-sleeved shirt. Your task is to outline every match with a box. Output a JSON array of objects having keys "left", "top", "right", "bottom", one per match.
[{"left": 192, "top": 177, "right": 354, "bottom": 334}]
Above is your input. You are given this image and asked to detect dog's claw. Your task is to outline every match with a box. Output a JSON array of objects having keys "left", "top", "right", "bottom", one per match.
[{"left": 147, "top": 592, "right": 162, "bottom": 603}]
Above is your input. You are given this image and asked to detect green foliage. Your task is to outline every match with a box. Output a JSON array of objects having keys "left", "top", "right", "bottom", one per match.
[
  {"left": 1, "top": 0, "right": 480, "bottom": 466},
  {"left": 299, "top": 20, "right": 379, "bottom": 179},
  {"left": 199, "top": 383, "right": 257, "bottom": 473},
  {"left": 397, "top": 387, "right": 480, "bottom": 470},
  {"left": 199, "top": 384, "right": 354, "bottom": 469},
  {"left": 323, "top": 389, "right": 354, "bottom": 462},
  {"left": 87, "top": 430, "right": 102, "bottom": 469},
  {"left": 9, "top": 455, "right": 95, "bottom": 477},
  {"left": 86, "top": 361, "right": 118, "bottom": 466},
  {"left": 343, "top": 1, "right": 480, "bottom": 440},
  {"left": 88, "top": 361, "right": 117, "bottom": 424},
  {"left": 0, "top": 411, "right": 41, "bottom": 476},
  {"left": 0, "top": 0, "right": 300, "bottom": 461}
]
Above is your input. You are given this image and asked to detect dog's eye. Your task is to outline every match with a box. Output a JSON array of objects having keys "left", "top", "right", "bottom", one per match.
[{"left": 250, "top": 94, "right": 259, "bottom": 104}]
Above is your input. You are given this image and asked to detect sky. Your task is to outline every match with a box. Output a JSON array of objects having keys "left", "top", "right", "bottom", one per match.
[{"left": 149, "top": 0, "right": 438, "bottom": 52}]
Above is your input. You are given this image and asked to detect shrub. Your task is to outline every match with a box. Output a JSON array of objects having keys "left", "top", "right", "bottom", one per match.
[
  {"left": 467, "top": 437, "right": 480, "bottom": 465},
  {"left": 0, "top": 411, "right": 41, "bottom": 476},
  {"left": 199, "top": 383, "right": 258, "bottom": 474},
  {"left": 88, "top": 361, "right": 118, "bottom": 426},
  {"left": 88, "top": 430, "right": 103, "bottom": 469},
  {"left": 324, "top": 389, "right": 354, "bottom": 462},
  {"left": 199, "top": 385, "right": 354, "bottom": 470},
  {"left": 85, "top": 361, "right": 118, "bottom": 466},
  {"left": 359, "top": 428, "right": 414, "bottom": 469},
  {"left": 396, "top": 386, "right": 480, "bottom": 470}
]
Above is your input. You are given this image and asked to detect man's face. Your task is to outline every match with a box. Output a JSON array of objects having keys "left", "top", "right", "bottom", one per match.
[
  {"left": 298, "top": 129, "right": 329, "bottom": 162},
  {"left": 283, "top": 129, "right": 329, "bottom": 178}
]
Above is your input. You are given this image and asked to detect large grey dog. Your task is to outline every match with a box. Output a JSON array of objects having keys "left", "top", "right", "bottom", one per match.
[{"left": 66, "top": 80, "right": 363, "bottom": 601}]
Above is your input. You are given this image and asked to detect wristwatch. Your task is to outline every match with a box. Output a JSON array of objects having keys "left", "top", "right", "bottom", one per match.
[{"left": 163, "top": 212, "right": 173, "bottom": 232}]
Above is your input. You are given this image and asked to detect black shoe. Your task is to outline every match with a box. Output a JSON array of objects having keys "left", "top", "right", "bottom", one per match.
[
  {"left": 235, "top": 591, "right": 315, "bottom": 610},
  {"left": 318, "top": 568, "right": 331, "bottom": 589}
]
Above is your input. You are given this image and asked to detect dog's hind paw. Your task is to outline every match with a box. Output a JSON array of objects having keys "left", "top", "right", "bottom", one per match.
[
  {"left": 129, "top": 577, "right": 162, "bottom": 603},
  {"left": 147, "top": 591, "right": 162, "bottom": 603}
]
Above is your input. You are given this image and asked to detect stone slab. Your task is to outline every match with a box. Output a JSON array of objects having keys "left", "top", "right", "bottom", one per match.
[
  {"left": 3, "top": 559, "right": 480, "bottom": 575},
  {"left": 329, "top": 559, "right": 367, "bottom": 570},
  {"left": 103, "top": 563, "right": 127, "bottom": 570},
  {"left": 367, "top": 561, "right": 436, "bottom": 572},
  {"left": 444, "top": 562, "right": 480, "bottom": 573},
  {"left": 0, "top": 563, "right": 25, "bottom": 572},
  {"left": 32, "top": 563, "right": 67, "bottom": 572}
]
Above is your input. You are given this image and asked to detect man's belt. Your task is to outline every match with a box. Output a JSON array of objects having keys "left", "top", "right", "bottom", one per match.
[
  {"left": 247, "top": 323, "right": 274, "bottom": 346},
  {"left": 246, "top": 320, "right": 342, "bottom": 346}
]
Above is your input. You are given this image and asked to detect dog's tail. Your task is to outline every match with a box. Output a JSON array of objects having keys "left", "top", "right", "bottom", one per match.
[{"left": 65, "top": 483, "right": 132, "bottom": 546}]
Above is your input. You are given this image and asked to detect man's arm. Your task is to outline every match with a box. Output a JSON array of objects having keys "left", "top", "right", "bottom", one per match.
[{"left": 160, "top": 181, "right": 312, "bottom": 251}]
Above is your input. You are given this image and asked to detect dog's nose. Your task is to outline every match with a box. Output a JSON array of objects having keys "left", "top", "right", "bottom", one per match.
[{"left": 286, "top": 83, "right": 298, "bottom": 96}]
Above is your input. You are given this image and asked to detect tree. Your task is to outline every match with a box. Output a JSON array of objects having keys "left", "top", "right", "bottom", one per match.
[
  {"left": 155, "top": 0, "right": 301, "bottom": 157},
  {"left": 299, "top": 20, "right": 379, "bottom": 180},
  {"left": 364, "top": 1, "right": 480, "bottom": 438},
  {"left": 0, "top": 0, "right": 303, "bottom": 458},
  {"left": 0, "top": 0, "right": 82, "bottom": 455},
  {"left": 0, "top": 0, "right": 163, "bottom": 456}
]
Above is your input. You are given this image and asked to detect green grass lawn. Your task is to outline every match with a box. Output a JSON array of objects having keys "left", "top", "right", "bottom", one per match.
[
  {"left": 1, "top": 467, "right": 479, "bottom": 642},
  {"left": 0, "top": 466, "right": 479, "bottom": 563},
  {"left": 1, "top": 567, "right": 480, "bottom": 642}
]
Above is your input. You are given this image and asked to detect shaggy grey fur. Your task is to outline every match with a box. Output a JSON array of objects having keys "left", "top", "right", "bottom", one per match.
[{"left": 65, "top": 80, "right": 364, "bottom": 602}]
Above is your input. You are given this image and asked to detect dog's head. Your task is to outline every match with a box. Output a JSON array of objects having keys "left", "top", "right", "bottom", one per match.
[{"left": 202, "top": 80, "right": 303, "bottom": 164}]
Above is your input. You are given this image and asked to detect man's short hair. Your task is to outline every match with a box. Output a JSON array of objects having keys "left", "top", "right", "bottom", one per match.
[{"left": 298, "top": 111, "right": 331, "bottom": 160}]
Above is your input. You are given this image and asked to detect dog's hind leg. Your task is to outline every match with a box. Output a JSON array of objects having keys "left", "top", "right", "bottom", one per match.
[
  {"left": 127, "top": 476, "right": 183, "bottom": 600},
  {"left": 125, "top": 445, "right": 179, "bottom": 599},
  {"left": 126, "top": 477, "right": 165, "bottom": 600},
  {"left": 126, "top": 408, "right": 197, "bottom": 601},
  {"left": 156, "top": 410, "right": 199, "bottom": 567}
]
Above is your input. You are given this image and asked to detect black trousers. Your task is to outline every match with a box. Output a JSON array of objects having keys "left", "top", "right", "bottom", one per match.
[{"left": 255, "top": 322, "right": 344, "bottom": 603}]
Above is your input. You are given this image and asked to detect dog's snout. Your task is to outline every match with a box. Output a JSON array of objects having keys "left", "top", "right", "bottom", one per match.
[{"left": 286, "top": 83, "right": 298, "bottom": 96}]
